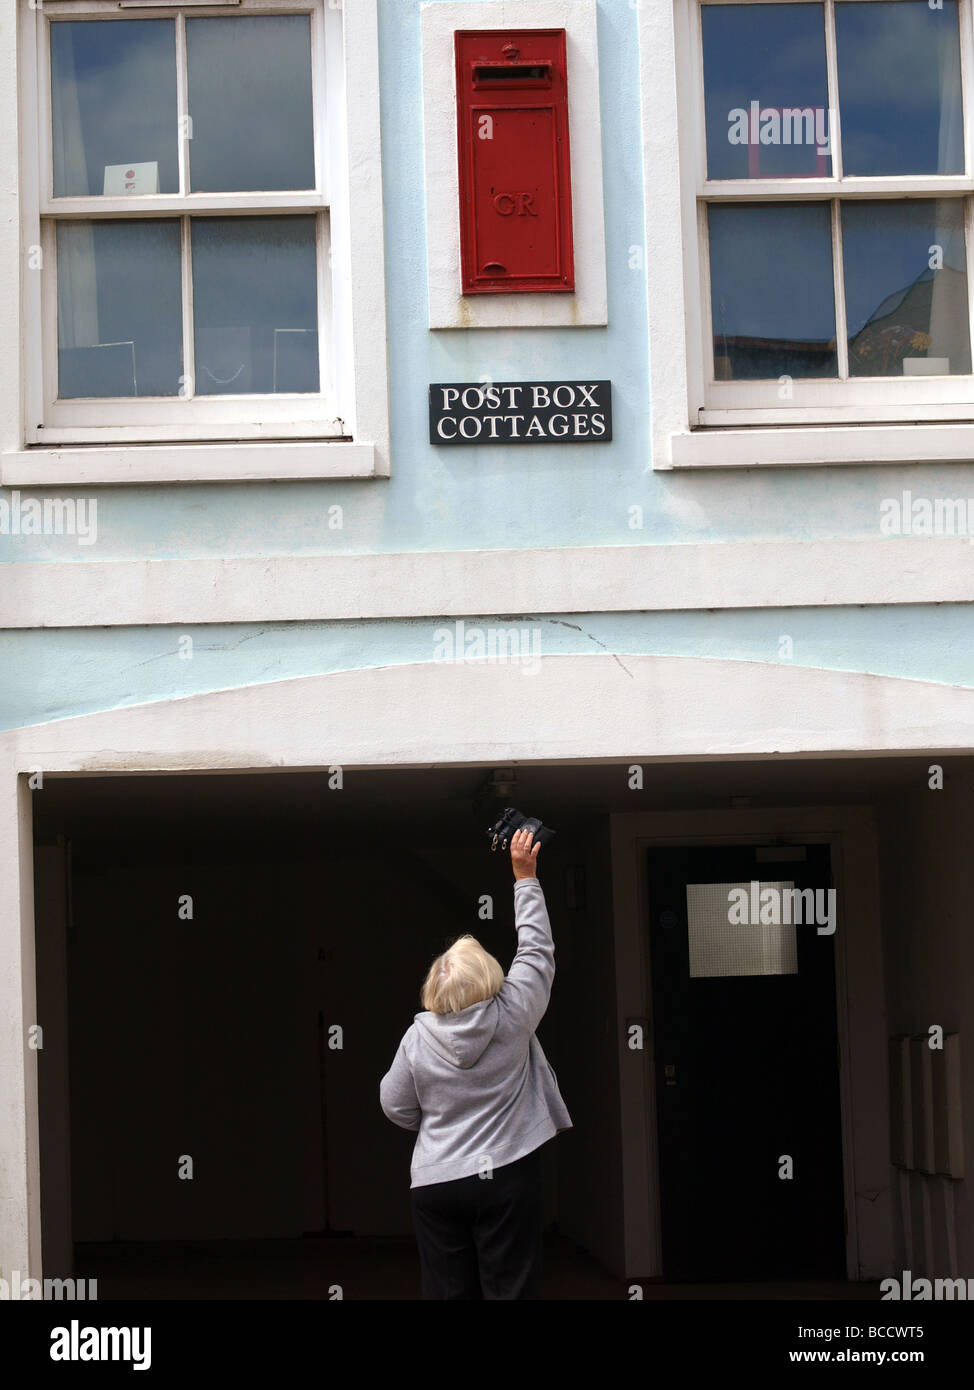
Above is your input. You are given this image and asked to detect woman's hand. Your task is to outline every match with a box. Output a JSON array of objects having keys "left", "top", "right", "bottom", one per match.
[{"left": 511, "top": 826, "right": 542, "bottom": 881}]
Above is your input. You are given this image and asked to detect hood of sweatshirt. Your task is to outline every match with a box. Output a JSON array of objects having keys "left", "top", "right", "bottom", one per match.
[{"left": 414, "top": 998, "right": 499, "bottom": 1068}]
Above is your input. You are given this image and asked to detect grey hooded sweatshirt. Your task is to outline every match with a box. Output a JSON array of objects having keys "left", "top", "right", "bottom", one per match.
[{"left": 379, "top": 876, "right": 572, "bottom": 1187}]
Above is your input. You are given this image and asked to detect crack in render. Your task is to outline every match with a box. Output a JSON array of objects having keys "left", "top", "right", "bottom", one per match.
[{"left": 547, "top": 619, "right": 635, "bottom": 679}]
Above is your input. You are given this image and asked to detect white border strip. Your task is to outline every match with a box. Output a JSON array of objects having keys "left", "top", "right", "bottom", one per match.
[
  {"left": 3, "top": 537, "right": 974, "bottom": 628},
  {"left": 334, "top": 0, "right": 390, "bottom": 470},
  {"left": 673, "top": 424, "right": 974, "bottom": 469},
  {"left": 1, "top": 441, "right": 377, "bottom": 485},
  {"left": 640, "top": 0, "right": 693, "bottom": 468},
  {"left": 421, "top": 0, "right": 607, "bottom": 329}
]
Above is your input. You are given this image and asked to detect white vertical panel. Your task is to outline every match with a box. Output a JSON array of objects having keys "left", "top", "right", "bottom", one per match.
[
  {"left": 910, "top": 1034, "right": 936, "bottom": 1175},
  {"left": 942, "top": 1033, "right": 965, "bottom": 1179},
  {"left": 889, "top": 1034, "right": 913, "bottom": 1169}
]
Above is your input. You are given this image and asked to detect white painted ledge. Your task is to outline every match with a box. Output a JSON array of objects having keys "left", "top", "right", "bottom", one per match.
[
  {"left": 0, "top": 441, "right": 380, "bottom": 486},
  {"left": 668, "top": 425, "right": 974, "bottom": 471},
  {"left": 3, "top": 537, "right": 974, "bottom": 628}
]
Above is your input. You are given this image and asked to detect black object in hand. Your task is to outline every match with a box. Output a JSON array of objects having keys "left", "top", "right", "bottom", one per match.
[{"left": 487, "top": 806, "right": 556, "bottom": 853}]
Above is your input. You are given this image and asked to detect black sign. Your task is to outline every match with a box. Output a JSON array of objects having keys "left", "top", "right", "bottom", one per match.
[{"left": 429, "top": 380, "right": 611, "bottom": 444}]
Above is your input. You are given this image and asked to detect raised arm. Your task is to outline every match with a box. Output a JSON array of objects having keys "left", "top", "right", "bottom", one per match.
[
  {"left": 379, "top": 1033, "right": 421, "bottom": 1131},
  {"left": 497, "top": 827, "right": 556, "bottom": 1033}
]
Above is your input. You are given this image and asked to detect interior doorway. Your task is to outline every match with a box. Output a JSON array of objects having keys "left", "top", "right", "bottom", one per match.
[{"left": 646, "top": 843, "right": 846, "bottom": 1281}]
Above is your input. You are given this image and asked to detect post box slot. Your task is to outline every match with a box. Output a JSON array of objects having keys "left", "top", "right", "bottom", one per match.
[{"left": 473, "top": 65, "right": 551, "bottom": 84}]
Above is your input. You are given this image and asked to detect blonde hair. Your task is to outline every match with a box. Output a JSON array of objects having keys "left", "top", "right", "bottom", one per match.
[{"left": 421, "top": 935, "right": 504, "bottom": 1015}]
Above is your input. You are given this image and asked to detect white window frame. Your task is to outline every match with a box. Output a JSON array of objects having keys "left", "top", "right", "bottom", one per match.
[
  {"left": 644, "top": 0, "right": 974, "bottom": 468},
  {"left": 10, "top": 0, "right": 390, "bottom": 481}
]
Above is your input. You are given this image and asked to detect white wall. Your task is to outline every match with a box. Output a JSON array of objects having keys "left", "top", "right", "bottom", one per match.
[{"left": 877, "top": 767, "right": 974, "bottom": 1276}]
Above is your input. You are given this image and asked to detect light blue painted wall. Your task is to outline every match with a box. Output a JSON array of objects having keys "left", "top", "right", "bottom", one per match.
[
  {"left": 2, "top": 604, "right": 973, "bottom": 730},
  {"left": 5, "top": 0, "right": 974, "bottom": 567},
  {"left": 4, "top": 1, "right": 974, "bottom": 726}
]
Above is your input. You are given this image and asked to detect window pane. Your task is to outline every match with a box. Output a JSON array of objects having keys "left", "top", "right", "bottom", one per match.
[
  {"left": 835, "top": 1, "right": 963, "bottom": 175},
  {"left": 186, "top": 17, "right": 315, "bottom": 193},
  {"left": 701, "top": 3, "right": 831, "bottom": 180},
  {"left": 191, "top": 217, "right": 319, "bottom": 395},
  {"left": 51, "top": 20, "right": 178, "bottom": 197},
  {"left": 843, "top": 200, "right": 970, "bottom": 376},
  {"left": 56, "top": 221, "right": 182, "bottom": 398},
  {"left": 687, "top": 883, "right": 799, "bottom": 978},
  {"left": 708, "top": 203, "right": 837, "bottom": 379}
]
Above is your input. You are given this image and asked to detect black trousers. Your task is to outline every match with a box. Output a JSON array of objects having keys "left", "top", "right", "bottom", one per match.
[{"left": 410, "top": 1145, "right": 545, "bottom": 1300}]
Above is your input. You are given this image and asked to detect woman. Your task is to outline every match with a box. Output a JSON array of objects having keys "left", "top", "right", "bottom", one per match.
[{"left": 379, "top": 826, "right": 572, "bottom": 1299}]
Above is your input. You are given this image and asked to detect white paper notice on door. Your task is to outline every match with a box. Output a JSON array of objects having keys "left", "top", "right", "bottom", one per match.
[{"left": 103, "top": 162, "right": 160, "bottom": 195}]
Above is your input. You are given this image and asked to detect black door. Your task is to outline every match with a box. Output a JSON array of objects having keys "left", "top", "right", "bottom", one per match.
[{"left": 647, "top": 843, "right": 845, "bottom": 1281}]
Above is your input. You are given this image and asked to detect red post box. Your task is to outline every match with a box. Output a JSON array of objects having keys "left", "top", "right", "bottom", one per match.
[{"left": 455, "top": 29, "right": 574, "bottom": 294}]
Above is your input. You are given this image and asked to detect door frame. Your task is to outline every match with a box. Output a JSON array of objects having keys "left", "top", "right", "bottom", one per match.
[{"left": 610, "top": 805, "right": 891, "bottom": 1283}]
